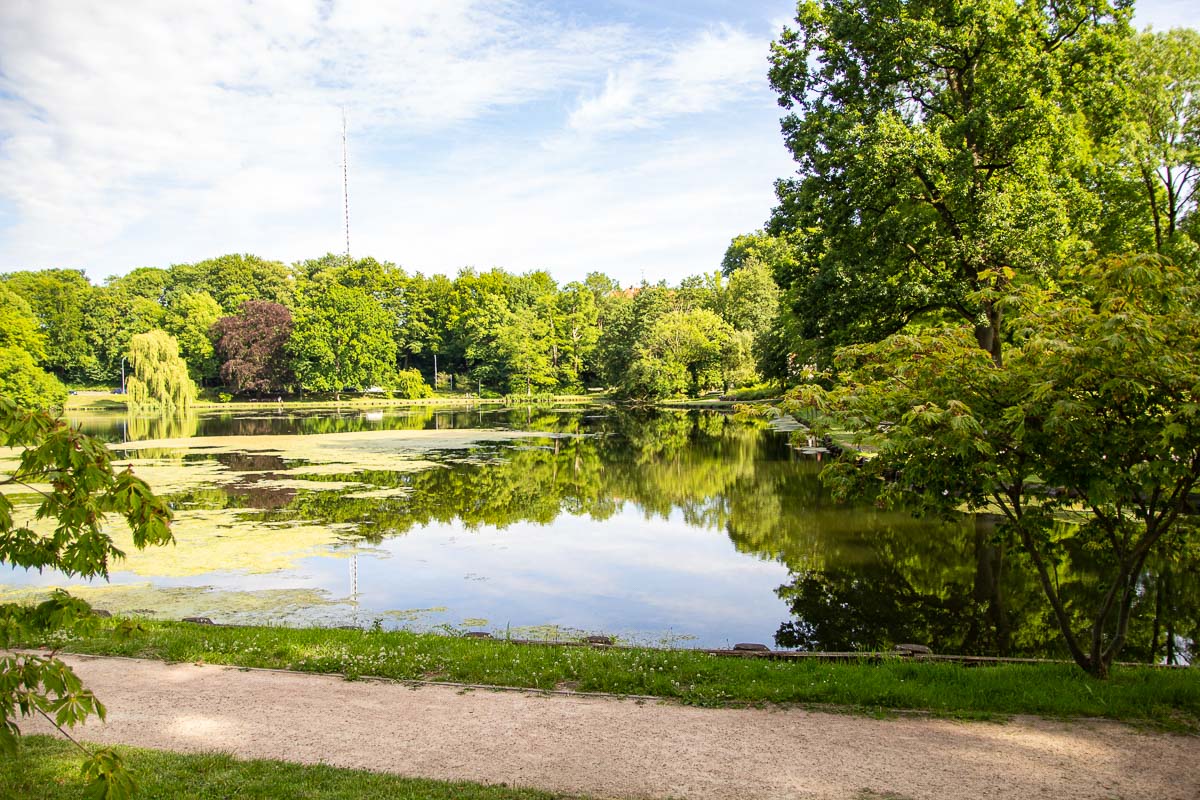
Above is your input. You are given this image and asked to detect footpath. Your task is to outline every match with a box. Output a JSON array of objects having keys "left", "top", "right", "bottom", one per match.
[{"left": 25, "top": 653, "right": 1200, "bottom": 800}]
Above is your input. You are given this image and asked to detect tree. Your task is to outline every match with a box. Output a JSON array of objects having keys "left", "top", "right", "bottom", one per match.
[
  {"left": 126, "top": 330, "right": 196, "bottom": 414},
  {"left": 720, "top": 230, "right": 797, "bottom": 277},
  {"left": 496, "top": 306, "right": 555, "bottom": 395},
  {"left": 1, "top": 396, "right": 173, "bottom": 798},
  {"left": 2, "top": 269, "right": 96, "bottom": 381},
  {"left": 168, "top": 253, "right": 293, "bottom": 313},
  {"left": 596, "top": 284, "right": 672, "bottom": 389},
  {"left": 0, "top": 287, "right": 66, "bottom": 409},
  {"left": 555, "top": 282, "right": 600, "bottom": 388},
  {"left": 0, "top": 350, "right": 67, "bottom": 411},
  {"left": 623, "top": 309, "right": 735, "bottom": 399},
  {"left": 768, "top": 0, "right": 1130, "bottom": 364},
  {"left": 212, "top": 301, "right": 295, "bottom": 395},
  {"left": 791, "top": 256, "right": 1200, "bottom": 677},
  {"left": 162, "top": 291, "right": 222, "bottom": 385},
  {"left": 288, "top": 281, "right": 396, "bottom": 398},
  {"left": 396, "top": 273, "right": 452, "bottom": 377},
  {"left": 1128, "top": 28, "right": 1200, "bottom": 257},
  {"left": 721, "top": 259, "right": 780, "bottom": 340}
]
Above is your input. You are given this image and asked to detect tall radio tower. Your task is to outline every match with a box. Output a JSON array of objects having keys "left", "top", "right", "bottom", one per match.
[{"left": 341, "top": 107, "right": 351, "bottom": 261}]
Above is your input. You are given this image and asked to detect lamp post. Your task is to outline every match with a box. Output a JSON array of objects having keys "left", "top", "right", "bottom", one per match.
[{"left": 121, "top": 357, "right": 126, "bottom": 395}]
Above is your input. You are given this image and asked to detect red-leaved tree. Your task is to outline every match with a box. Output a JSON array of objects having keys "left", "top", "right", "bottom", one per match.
[{"left": 212, "top": 301, "right": 294, "bottom": 395}]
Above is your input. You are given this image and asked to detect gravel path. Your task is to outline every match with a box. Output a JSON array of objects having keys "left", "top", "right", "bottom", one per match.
[{"left": 24, "top": 653, "right": 1200, "bottom": 800}]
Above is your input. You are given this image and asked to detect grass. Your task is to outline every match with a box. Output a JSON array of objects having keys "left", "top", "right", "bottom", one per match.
[
  {"left": 28, "top": 619, "right": 1200, "bottom": 731},
  {"left": 1, "top": 736, "right": 578, "bottom": 800}
]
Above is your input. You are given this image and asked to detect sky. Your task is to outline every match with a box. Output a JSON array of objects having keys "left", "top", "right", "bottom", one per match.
[{"left": 0, "top": 1, "right": 1195, "bottom": 287}]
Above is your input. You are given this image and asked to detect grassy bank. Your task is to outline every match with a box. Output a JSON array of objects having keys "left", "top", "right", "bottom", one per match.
[
  {"left": 2, "top": 736, "right": 575, "bottom": 800},
  {"left": 30, "top": 620, "right": 1200, "bottom": 731}
]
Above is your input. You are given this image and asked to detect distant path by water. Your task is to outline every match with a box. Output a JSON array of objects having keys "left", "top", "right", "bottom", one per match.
[{"left": 25, "top": 653, "right": 1200, "bottom": 800}]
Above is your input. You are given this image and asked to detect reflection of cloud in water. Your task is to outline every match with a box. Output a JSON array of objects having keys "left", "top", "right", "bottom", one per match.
[{"left": 336, "top": 508, "right": 793, "bottom": 645}]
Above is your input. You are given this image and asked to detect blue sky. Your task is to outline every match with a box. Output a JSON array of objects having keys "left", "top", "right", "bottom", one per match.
[{"left": 0, "top": 1, "right": 1195, "bottom": 286}]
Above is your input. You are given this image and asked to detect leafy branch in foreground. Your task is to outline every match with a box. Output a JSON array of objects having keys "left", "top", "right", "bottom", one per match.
[
  {"left": 1, "top": 395, "right": 173, "bottom": 798},
  {"left": 789, "top": 256, "right": 1200, "bottom": 678}
]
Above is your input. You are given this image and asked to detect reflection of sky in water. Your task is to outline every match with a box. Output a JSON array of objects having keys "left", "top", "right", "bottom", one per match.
[
  {"left": 3, "top": 507, "right": 791, "bottom": 648},
  {"left": 316, "top": 508, "right": 793, "bottom": 646}
]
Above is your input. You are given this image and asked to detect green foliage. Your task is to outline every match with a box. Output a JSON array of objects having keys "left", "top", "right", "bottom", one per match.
[
  {"left": 623, "top": 309, "right": 735, "bottom": 400},
  {"left": 554, "top": 282, "right": 600, "bottom": 388},
  {"left": 168, "top": 254, "right": 293, "bottom": 313},
  {"left": 125, "top": 331, "right": 196, "bottom": 414},
  {"left": 393, "top": 368, "right": 433, "bottom": 400},
  {"left": 288, "top": 280, "right": 397, "bottom": 397},
  {"left": 0, "top": 287, "right": 66, "bottom": 409},
  {"left": 0, "top": 397, "right": 174, "bottom": 798},
  {"left": 768, "top": 0, "right": 1131, "bottom": 362},
  {"left": 720, "top": 258, "right": 779, "bottom": 340},
  {"left": 1126, "top": 28, "right": 1200, "bottom": 259},
  {"left": 788, "top": 256, "right": 1200, "bottom": 677},
  {"left": 2, "top": 254, "right": 771, "bottom": 403},
  {"left": 2, "top": 270, "right": 97, "bottom": 381},
  {"left": 496, "top": 306, "right": 555, "bottom": 395},
  {"left": 0, "top": 285, "right": 50, "bottom": 362},
  {"left": 720, "top": 230, "right": 797, "bottom": 277},
  {"left": 161, "top": 291, "right": 222, "bottom": 385},
  {"left": 0, "top": 349, "right": 67, "bottom": 410}
]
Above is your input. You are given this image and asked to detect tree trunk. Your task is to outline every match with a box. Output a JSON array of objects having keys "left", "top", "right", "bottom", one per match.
[{"left": 973, "top": 301, "right": 1002, "bottom": 366}]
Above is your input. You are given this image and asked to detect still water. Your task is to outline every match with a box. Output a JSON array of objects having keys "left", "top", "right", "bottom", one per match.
[{"left": 3, "top": 405, "right": 1195, "bottom": 658}]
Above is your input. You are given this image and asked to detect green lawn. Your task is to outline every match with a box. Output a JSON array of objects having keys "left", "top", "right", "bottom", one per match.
[
  {"left": 29, "top": 619, "right": 1200, "bottom": 731},
  {"left": 2, "top": 736, "right": 578, "bottom": 800}
]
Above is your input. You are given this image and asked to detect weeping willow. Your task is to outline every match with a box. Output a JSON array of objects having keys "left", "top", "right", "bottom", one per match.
[{"left": 126, "top": 330, "right": 196, "bottom": 413}]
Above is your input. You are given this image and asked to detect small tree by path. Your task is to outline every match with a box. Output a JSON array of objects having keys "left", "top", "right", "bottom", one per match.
[
  {"left": 0, "top": 396, "right": 174, "bottom": 797},
  {"left": 791, "top": 256, "right": 1200, "bottom": 678}
]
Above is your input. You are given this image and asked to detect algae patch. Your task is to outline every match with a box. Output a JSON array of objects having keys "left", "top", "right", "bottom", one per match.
[{"left": 0, "top": 583, "right": 344, "bottom": 625}]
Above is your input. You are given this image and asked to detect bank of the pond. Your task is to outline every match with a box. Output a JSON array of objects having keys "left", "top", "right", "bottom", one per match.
[
  {"left": 3, "top": 736, "right": 573, "bottom": 800},
  {"left": 64, "top": 392, "right": 605, "bottom": 412},
  {"left": 28, "top": 620, "right": 1200, "bottom": 730}
]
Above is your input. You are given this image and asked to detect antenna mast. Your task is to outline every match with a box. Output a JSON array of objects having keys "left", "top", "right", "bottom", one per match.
[{"left": 341, "top": 107, "right": 351, "bottom": 261}]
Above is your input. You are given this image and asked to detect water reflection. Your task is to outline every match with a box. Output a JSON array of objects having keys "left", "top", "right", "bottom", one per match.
[{"left": 51, "top": 407, "right": 1200, "bottom": 657}]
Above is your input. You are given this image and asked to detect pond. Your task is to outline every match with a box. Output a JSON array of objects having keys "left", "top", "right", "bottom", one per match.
[{"left": 2, "top": 405, "right": 1195, "bottom": 659}]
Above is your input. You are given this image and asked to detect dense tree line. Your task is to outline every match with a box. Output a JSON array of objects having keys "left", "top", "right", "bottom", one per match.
[{"left": 0, "top": 252, "right": 782, "bottom": 407}]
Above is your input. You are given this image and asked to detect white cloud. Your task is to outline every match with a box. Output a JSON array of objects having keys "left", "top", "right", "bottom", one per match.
[
  {"left": 0, "top": 0, "right": 794, "bottom": 282},
  {"left": 568, "top": 24, "right": 768, "bottom": 134}
]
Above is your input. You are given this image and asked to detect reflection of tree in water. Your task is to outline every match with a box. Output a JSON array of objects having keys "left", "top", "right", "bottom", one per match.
[
  {"left": 770, "top": 513, "right": 1044, "bottom": 655},
  {"left": 138, "top": 407, "right": 1196, "bottom": 661},
  {"left": 125, "top": 409, "right": 199, "bottom": 442}
]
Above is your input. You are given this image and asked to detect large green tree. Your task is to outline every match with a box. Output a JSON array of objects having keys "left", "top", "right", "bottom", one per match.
[
  {"left": 793, "top": 256, "right": 1200, "bottom": 677},
  {"left": 288, "top": 281, "right": 396, "bottom": 398},
  {"left": 768, "top": 0, "right": 1130, "bottom": 364},
  {"left": 623, "top": 309, "right": 735, "bottom": 400},
  {"left": 2, "top": 270, "right": 96, "bottom": 381},
  {"left": 0, "top": 287, "right": 66, "bottom": 409}
]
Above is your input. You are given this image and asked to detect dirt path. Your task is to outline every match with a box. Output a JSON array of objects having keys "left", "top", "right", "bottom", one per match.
[{"left": 24, "top": 653, "right": 1200, "bottom": 800}]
